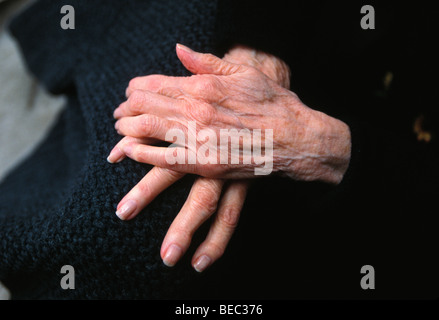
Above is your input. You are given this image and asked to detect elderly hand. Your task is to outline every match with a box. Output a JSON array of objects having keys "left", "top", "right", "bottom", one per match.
[
  {"left": 107, "top": 45, "right": 293, "bottom": 272},
  {"left": 110, "top": 44, "right": 351, "bottom": 183}
]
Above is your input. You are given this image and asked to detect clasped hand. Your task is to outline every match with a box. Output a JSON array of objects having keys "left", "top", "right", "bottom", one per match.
[{"left": 107, "top": 44, "right": 351, "bottom": 272}]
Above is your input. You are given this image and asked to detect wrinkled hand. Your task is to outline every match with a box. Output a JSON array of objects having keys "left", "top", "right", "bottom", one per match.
[
  {"left": 110, "top": 44, "right": 351, "bottom": 183},
  {"left": 107, "top": 45, "right": 292, "bottom": 272}
]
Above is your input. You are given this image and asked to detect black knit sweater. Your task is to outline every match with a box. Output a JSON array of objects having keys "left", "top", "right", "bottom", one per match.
[{"left": 1, "top": 0, "right": 438, "bottom": 299}]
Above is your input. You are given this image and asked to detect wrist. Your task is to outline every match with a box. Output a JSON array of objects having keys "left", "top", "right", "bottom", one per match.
[
  {"left": 275, "top": 99, "right": 351, "bottom": 184},
  {"left": 311, "top": 113, "right": 351, "bottom": 184}
]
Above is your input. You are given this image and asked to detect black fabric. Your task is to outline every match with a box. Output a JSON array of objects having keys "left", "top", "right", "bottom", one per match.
[
  {"left": 1, "top": 0, "right": 217, "bottom": 299},
  {"left": 1, "top": 0, "right": 438, "bottom": 299}
]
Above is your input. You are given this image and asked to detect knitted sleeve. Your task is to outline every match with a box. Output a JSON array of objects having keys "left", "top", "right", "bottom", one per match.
[{"left": 0, "top": 0, "right": 219, "bottom": 299}]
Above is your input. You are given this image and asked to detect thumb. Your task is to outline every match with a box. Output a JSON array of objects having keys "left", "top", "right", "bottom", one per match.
[{"left": 176, "top": 43, "right": 243, "bottom": 75}]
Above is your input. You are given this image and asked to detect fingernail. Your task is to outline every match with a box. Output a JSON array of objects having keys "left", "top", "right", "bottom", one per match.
[
  {"left": 193, "top": 255, "right": 212, "bottom": 273},
  {"left": 107, "top": 146, "right": 124, "bottom": 163},
  {"left": 114, "top": 120, "right": 120, "bottom": 130},
  {"left": 116, "top": 199, "right": 137, "bottom": 220},
  {"left": 176, "top": 43, "right": 192, "bottom": 53},
  {"left": 113, "top": 108, "right": 122, "bottom": 119},
  {"left": 163, "top": 244, "right": 183, "bottom": 267}
]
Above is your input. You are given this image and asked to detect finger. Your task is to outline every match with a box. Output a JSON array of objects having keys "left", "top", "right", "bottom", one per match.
[
  {"left": 160, "top": 178, "right": 225, "bottom": 267},
  {"left": 114, "top": 89, "right": 184, "bottom": 119},
  {"left": 115, "top": 114, "right": 184, "bottom": 141},
  {"left": 176, "top": 43, "right": 245, "bottom": 76},
  {"left": 107, "top": 136, "right": 158, "bottom": 164},
  {"left": 126, "top": 74, "right": 219, "bottom": 105},
  {"left": 191, "top": 180, "right": 248, "bottom": 272},
  {"left": 126, "top": 74, "right": 187, "bottom": 98},
  {"left": 119, "top": 142, "right": 179, "bottom": 169},
  {"left": 115, "top": 167, "right": 185, "bottom": 220},
  {"left": 119, "top": 141, "right": 224, "bottom": 178}
]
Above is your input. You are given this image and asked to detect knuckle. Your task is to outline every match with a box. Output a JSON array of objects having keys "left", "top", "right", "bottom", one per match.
[
  {"left": 136, "top": 179, "right": 151, "bottom": 196},
  {"left": 139, "top": 115, "right": 150, "bottom": 132},
  {"left": 218, "top": 206, "right": 240, "bottom": 229},
  {"left": 128, "top": 90, "right": 145, "bottom": 113},
  {"left": 186, "top": 101, "right": 216, "bottom": 125},
  {"left": 194, "top": 76, "right": 216, "bottom": 93},
  {"left": 133, "top": 145, "right": 149, "bottom": 163},
  {"left": 192, "top": 187, "right": 219, "bottom": 214},
  {"left": 193, "top": 196, "right": 217, "bottom": 215},
  {"left": 129, "top": 143, "right": 139, "bottom": 157},
  {"left": 139, "top": 115, "right": 157, "bottom": 135},
  {"left": 205, "top": 242, "right": 225, "bottom": 258}
]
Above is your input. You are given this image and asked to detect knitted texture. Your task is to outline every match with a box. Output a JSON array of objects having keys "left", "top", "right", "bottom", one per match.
[{"left": 0, "top": 0, "right": 218, "bottom": 299}]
